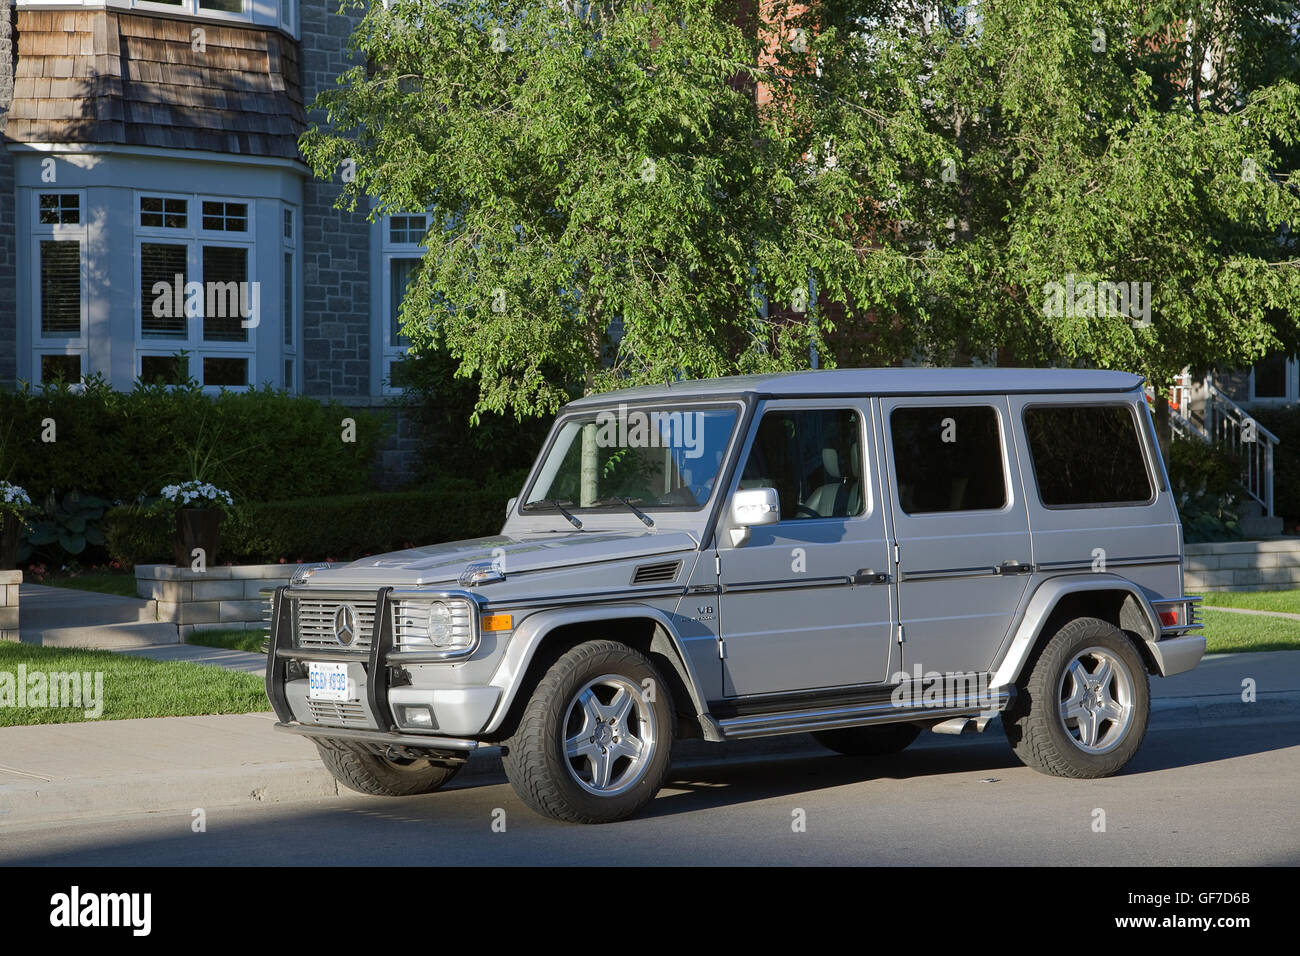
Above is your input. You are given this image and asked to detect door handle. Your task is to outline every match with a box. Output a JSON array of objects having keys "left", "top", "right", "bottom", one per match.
[
  {"left": 852, "top": 569, "right": 889, "bottom": 585},
  {"left": 995, "top": 561, "right": 1035, "bottom": 575}
]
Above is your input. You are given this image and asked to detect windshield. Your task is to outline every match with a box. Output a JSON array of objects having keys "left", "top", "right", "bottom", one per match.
[{"left": 523, "top": 403, "right": 740, "bottom": 513}]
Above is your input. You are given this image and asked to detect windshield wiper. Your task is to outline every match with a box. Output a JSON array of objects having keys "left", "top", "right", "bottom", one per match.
[
  {"left": 531, "top": 498, "right": 582, "bottom": 530},
  {"left": 611, "top": 496, "right": 654, "bottom": 527}
]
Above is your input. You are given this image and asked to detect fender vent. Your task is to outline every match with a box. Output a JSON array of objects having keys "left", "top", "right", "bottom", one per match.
[{"left": 631, "top": 561, "right": 682, "bottom": 585}]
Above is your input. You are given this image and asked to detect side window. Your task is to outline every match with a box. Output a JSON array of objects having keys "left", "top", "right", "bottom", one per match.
[
  {"left": 890, "top": 406, "right": 1006, "bottom": 514},
  {"left": 740, "top": 409, "right": 864, "bottom": 520},
  {"left": 1024, "top": 405, "right": 1153, "bottom": 507}
]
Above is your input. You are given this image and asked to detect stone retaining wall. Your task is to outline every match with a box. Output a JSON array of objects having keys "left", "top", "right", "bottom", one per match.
[
  {"left": 1184, "top": 540, "right": 1300, "bottom": 592},
  {"left": 136, "top": 564, "right": 292, "bottom": 639},
  {"left": 0, "top": 570, "right": 19, "bottom": 640}
]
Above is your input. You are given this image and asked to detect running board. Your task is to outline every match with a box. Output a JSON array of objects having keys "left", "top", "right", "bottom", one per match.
[{"left": 715, "top": 688, "right": 1013, "bottom": 740}]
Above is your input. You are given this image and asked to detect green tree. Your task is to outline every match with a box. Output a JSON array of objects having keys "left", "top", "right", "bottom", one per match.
[
  {"left": 302, "top": 0, "right": 863, "bottom": 419},
  {"left": 303, "top": 0, "right": 1300, "bottom": 422},
  {"left": 764, "top": 0, "right": 1300, "bottom": 387}
]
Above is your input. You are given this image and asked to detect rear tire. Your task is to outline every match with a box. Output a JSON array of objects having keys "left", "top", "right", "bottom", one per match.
[
  {"left": 813, "top": 723, "right": 921, "bottom": 756},
  {"left": 1002, "top": 617, "right": 1150, "bottom": 778},
  {"left": 503, "top": 640, "right": 674, "bottom": 824},
  {"left": 316, "top": 742, "right": 462, "bottom": 796}
]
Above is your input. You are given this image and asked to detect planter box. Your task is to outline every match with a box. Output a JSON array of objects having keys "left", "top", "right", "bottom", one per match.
[
  {"left": 136, "top": 563, "right": 294, "bottom": 639},
  {"left": 0, "top": 570, "right": 20, "bottom": 641}
]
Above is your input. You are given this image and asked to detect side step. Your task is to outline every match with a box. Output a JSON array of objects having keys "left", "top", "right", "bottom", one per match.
[{"left": 715, "top": 688, "right": 1012, "bottom": 740}]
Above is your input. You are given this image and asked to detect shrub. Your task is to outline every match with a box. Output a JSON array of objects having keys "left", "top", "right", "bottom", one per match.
[
  {"left": 104, "top": 472, "right": 527, "bottom": 568},
  {"left": 0, "top": 378, "right": 387, "bottom": 508},
  {"left": 391, "top": 351, "right": 552, "bottom": 480}
]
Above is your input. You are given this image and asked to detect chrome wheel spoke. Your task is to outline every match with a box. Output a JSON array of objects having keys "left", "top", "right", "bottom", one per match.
[
  {"left": 590, "top": 746, "right": 615, "bottom": 790},
  {"left": 609, "top": 687, "right": 635, "bottom": 726}
]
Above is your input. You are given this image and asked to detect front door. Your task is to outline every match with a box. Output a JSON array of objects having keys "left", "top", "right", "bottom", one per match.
[{"left": 717, "top": 400, "right": 896, "bottom": 697}]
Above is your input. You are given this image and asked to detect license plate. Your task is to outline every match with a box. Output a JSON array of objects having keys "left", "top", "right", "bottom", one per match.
[{"left": 308, "top": 662, "right": 350, "bottom": 701}]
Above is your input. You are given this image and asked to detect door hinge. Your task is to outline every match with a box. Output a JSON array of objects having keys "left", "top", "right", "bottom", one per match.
[
  {"left": 893, "top": 542, "right": 901, "bottom": 565},
  {"left": 717, "top": 638, "right": 727, "bottom": 660},
  {"left": 897, "top": 624, "right": 906, "bottom": 644},
  {"left": 714, "top": 553, "right": 721, "bottom": 576}
]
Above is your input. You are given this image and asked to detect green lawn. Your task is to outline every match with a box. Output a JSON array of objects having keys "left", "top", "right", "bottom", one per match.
[
  {"left": 187, "top": 629, "right": 269, "bottom": 654},
  {"left": 0, "top": 641, "right": 270, "bottom": 726},
  {"left": 1198, "top": 589, "right": 1300, "bottom": 615},
  {"left": 1202, "top": 607, "right": 1300, "bottom": 654},
  {"left": 39, "top": 572, "right": 139, "bottom": 599}
]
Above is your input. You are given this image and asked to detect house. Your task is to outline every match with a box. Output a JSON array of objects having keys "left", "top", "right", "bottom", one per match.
[{"left": 0, "top": 0, "right": 424, "bottom": 477}]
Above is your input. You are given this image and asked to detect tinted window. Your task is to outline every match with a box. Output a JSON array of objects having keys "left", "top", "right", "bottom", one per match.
[
  {"left": 740, "top": 409, "right": 864, "bottom": 520},
  {"left": 1024, "top": 405, "right": 1153, "bottom": 506},
  {"left": 890, "top": 406, "right": 1006, "bottom": 513}
]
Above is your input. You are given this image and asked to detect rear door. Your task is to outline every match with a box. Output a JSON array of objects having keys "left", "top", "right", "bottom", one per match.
[{"left": 879, "top": 396, "right": 1033, "bottom": 675}]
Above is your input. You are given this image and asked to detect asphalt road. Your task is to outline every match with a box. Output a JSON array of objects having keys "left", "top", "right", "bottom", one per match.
[{"left": 3, "top": 718, "right": 1297, "bottom": 866}]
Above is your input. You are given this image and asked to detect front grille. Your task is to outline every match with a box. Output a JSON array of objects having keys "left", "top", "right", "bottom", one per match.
[
  {"left": 307, "top": 699, "right": 370, "bottom": 727},
  {"left": 296, "top": 599, "right": 376, "bottom": 649}
]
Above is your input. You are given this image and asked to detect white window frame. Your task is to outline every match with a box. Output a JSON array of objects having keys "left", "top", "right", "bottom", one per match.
[
  {"left": 133, "top": 189, "right": 257, "bottom": 392},
  {"left": 1248, "top": 354, "right": 1297, "bottom": 405},
  {"left": 380, "top": 212, "right": 429, "bottom": 396},
  {"left": 15, "top": 1, "right": 300, "bottom": 40},
  {"left": 31, "top": 189, "right": 89, "bottom": 383},
  {"left": 282, "top": 202, "right": 299, "bottom": 393}
]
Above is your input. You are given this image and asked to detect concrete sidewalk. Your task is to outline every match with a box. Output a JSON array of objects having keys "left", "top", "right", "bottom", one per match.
[{"left": 1, "top": 651, "right": 1297, "bottom": 830}]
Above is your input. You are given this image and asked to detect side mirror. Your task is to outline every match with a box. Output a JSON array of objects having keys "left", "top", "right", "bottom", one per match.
[
  {"left": 728, "top": 487, "right": 779, "bottom": 546},
  {"left": 505, "top": 497, "right": 517, "bottom": 518}
]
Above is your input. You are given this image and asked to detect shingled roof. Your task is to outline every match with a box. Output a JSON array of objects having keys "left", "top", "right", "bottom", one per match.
[{"left": 5, "top": 9, "right": 305, "bottom": 159}]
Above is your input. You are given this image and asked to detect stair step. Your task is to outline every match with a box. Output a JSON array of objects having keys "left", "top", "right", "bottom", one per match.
[
  {"left": 21, "top": 621, "right": 180, "bottom": 650},
  {"left": 1241, "top": 515, "right": 1285, "bottom": 538}
]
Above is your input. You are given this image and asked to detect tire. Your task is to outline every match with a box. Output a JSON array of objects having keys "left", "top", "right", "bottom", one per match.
[
  {"left": 813, "top": 723, "right": 921, "bottom": 756},
  {"left": 1003, "top": 616, "right": 1150, "bottom": 778},
  {"left": 316, "top": 742, "right": 462, "bottom": 797},
  {"left": 502, "top": 640, "right": 675, "bottom": 824}
]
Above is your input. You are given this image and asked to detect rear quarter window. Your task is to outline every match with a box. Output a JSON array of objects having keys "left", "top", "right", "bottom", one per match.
[{"left": 1023, "top": 404, "right": 1154, "bottom": 507}]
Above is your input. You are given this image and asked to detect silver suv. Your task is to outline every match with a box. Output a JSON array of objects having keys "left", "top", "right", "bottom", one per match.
[{"left": 265, "top": 368, "right": 1204, "bottom": 823}]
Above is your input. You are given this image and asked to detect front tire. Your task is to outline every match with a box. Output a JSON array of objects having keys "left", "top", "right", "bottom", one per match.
[
  {"left": 1003, "top": 617, "right": 1150, "bottom": 778},
  {"left": 316, "top": 742, "right": 462, "bottom": 796},
  {"left": 503, "top": 640, "right": 674, "bottom": 824}
]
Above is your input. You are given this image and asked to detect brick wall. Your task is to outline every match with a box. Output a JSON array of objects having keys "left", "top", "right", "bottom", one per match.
[{"left": 299, "top": 1, "right": 371, "bottom": 400}]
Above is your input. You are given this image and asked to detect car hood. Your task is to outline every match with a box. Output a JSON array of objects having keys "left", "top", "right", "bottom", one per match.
[{"left": 296, "top": 530, "right": 700, "bottom": 589}]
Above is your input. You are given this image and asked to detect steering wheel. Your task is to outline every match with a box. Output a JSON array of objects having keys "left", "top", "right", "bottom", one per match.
[{"left": 793, "top": 504, "right": 821, "bottom": 519}]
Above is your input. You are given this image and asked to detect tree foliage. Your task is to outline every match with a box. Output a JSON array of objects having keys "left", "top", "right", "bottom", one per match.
[{"left": 301, "top": 0, "right": 1300, "bottom": 419}]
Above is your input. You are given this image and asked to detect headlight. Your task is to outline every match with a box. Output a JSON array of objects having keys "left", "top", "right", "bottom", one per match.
[{"left": 392, "top": 598, "right": 476, "bottom": 655}]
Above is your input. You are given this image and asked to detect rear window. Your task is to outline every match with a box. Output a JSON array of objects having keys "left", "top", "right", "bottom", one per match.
[{"left": 1023, "top": 405, "right": 1153, "bottom": 507}]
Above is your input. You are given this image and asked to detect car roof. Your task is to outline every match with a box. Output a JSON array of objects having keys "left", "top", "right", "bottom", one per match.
[{"left": 563, "top": 367, "right": 1145, "bottom": 408}]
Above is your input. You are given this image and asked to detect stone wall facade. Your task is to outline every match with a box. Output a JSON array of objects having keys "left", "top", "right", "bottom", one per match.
[{"left": 1184, "top": 540, "right": 1300, "bottom": 592}]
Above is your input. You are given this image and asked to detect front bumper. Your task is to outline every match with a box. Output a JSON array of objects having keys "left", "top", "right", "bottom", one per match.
[{"left": 265, "top": 585, "right": 501, "bottom": 745}]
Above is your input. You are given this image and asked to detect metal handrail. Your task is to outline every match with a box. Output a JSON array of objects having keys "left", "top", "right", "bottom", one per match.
[{"left": 1204, "top": 384, "right": 1278, "bottom": 517}]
